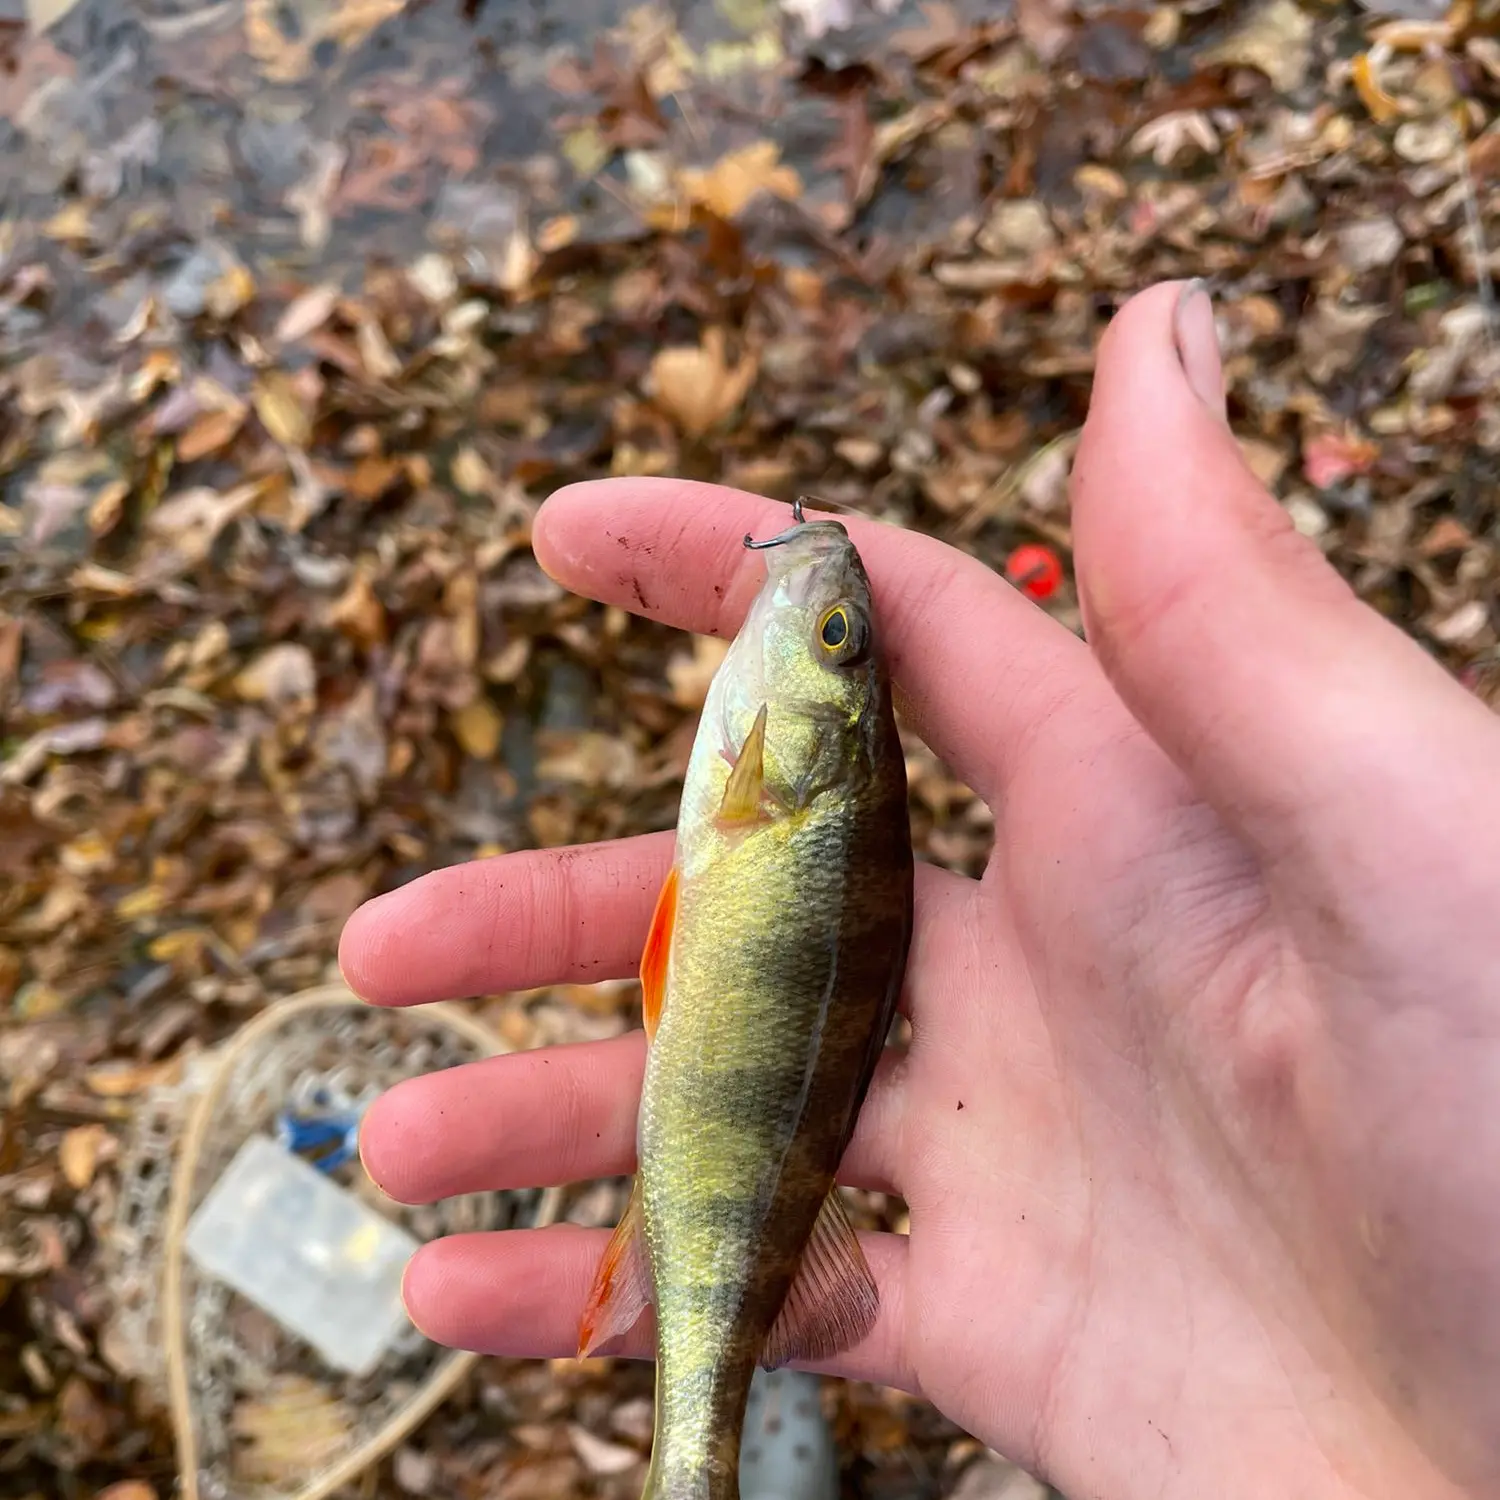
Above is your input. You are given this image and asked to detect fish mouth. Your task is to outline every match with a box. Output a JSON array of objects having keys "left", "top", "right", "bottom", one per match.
[
  {"left": 718, "top": 518, "right": 864, "bottom": 733},
  {"left": 746, "top": 520, "right": 857, "bottom": 610}
]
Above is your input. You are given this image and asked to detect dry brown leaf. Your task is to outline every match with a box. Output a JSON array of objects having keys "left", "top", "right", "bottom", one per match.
[
  {"left": 326, "top": 0, "right": 407, "bottom": 49},
  {"left": 1205, "top": 0, "right": 1314, "bottom": 92},
  {"left": 648, "top": 328, "right": 758, "bottom": 438},
  {"left": 206, "top": 263, "right": 255, "bottom": 319},
  {"left": 234, "top": 644, "right": 317, "bottom": 706},
  {"left": 452, "top": 446, "right": 496, "bottom": 496},
  {"left": 1352, "top": 52, "right": 1404, "bottom": 122},
  {"left": 274, "top": 284, "right": 340, "bottom": 344},
  {"left": 0, "top": 617, "right": 22, "bottom": 703},
  {"left": 678, "top": 142, "right": 802, "bottom": 220},
  {"left": 328, "top": 569, "right": 388, "bottom": 647},
  {"left": 252, "top": 371, "right": 311, "bottom": 448},
  {"left": 667, "top": 635, "right": 731, "bottom": 709},
  {"left": 57, "top": 1375, "right": 112, "bottom": 1451},
  {"left": 86, "top": 1068, "right": 175, "bottom": 1104},
  {"left": 1016, "top": 0, "right": 1074, "bottom": 63},
  {"left": 59, "top": 1124, "right": 112, "bottom": 1191},
  {"left": 1428, "top": 600, "right": 1491, "bottom": 645},
  {"left": 568, "top": 1424, "right": 640, "bottom": 1476},
  {"left": 93, "top": 1484, "right": 158, "bottom": 1500},
  {"left": 1418, "top": 516, "right": 1474, "bottom": 556},
  {"left": 176, "top": 408, "right": 244, "bottom": 462},
  {"left": 451, "top": 697, "right": 504, "bottom": 759},
  {"left": 231, "top": 1375, "right": 351, "bottom": 1483},
  {"left": 346, "top": 454, "right": 406, "bottom": 502},
  {"left": 537, "top": 732, "right": 637, "bottom": 789},
  {"left": 354, "top": 312, "right": 401, "bottom": 380}
]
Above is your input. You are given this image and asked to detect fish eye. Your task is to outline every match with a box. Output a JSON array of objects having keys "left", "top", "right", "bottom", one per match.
[
  {"left": 820, "top": 607, "right": 849, "bottom": 649},
  {"left": 816, "top": 603, "right": 868, "bottom": 665}
]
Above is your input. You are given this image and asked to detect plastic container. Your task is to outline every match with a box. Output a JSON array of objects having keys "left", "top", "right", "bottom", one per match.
[{"left": 183, "top": 1133, "right": 419, "bottom": 1377}]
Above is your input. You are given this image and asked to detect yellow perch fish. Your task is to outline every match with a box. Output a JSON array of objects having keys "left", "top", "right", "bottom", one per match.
[{"left": 577, "top": 500, "right": 915, "bottom": 1500}]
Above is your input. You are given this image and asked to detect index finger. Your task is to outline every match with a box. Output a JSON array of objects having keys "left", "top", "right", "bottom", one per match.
[{"left": 536, "top": 479, "right": 1113, "bottom": 805}]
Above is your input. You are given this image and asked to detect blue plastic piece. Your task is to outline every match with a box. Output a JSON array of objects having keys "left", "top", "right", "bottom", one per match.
[{"left": 274, "top": 1102, "right": 364, "bottom": 1175}]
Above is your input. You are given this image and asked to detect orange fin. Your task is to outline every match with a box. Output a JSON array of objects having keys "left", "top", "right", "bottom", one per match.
[
  {"left": 761, "top": 1188, "right": 879, "bottom": 1370},
  {"left": 577, "top": 1178, "right": 652, "bottom": 1358},
  {"left": 640, "top": 866, "right": 678, "bottom": 1041},
  {"left": 716, "top": 703, "right": 770, "bottom": 828}
]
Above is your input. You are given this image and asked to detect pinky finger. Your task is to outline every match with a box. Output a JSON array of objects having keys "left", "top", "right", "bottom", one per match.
[{"left": 401, "top": 1224, "right": 916, "bottom": 1393}]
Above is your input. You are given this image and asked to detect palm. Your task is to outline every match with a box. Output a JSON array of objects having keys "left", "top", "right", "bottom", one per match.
[
  {"left": 868, "top": 738, "right": 1266, "bottom": 1485},
  {"left": 344, "top": 287, "right": 1499, "bottom": 1499}
]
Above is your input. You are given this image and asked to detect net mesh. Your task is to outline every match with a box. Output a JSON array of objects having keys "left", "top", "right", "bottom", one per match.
[{"left": 101, "top": 992, "right": 544, "bottom": 1500}]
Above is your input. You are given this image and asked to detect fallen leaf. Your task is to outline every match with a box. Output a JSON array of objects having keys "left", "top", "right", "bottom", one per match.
[
  {"left": 1130, "top": 111, "right": 1219, "bottom": 166},
  {"left": 232, "top": 1375, "right": 351, "bottom": 1483},
  {"left": 1205, "top": 0, "right": 1314, "bottom": 92},
  {"left": 648, "top": 328, "right": 758, "bottom": 438},
  {"left": 666, "top": 635, "right": 730, "bottom": 709},
  {"left": 59, "top": 1125, "right": 112, "bottom": 1191},
  {"left": 1418, "top": 516, "right": 1473, "bottom": 556},
  {"left": 57, "top": 1376, "right": 113, "bottom": 1452},
  {"left": 1351, "top": 52, "right": 1403, "bottom": 123},
  {"left": 274, "top": 284, "right": 340, "bottom": 343},
  {"left": 177, "top": 408, "right": 245, "bottom": 462},
  {"left": 234, "top": 644, "right": 317, "bottom": 706},
  {"left": 451, "top": 697, "right": 504, "bottom": 759},
  {"left": 326, "top": 0, "right": 408, "bottom": 49},
  {"left": 1337, "top": 218, "right": 1404, "bottom": 274},
  {"left": 1428, "top": 600, "right": 1491, "bottom": 644},
  {"left": 143, "top": 483, "right": 261, "bottom": 567},
  {"left": 781, "top": 0, "right": 859, "bottom": 40},
  {"left": 253, "top": 371, "right": 312, "bottom": 448},
  {"left": 677, "top": 142, "right": 802, "bottom": 220},
  {"left": 1016, "top": 0, "right": 1075, "bottom": 63},
  {"left": 568, "top": 1424, "right": 640, "bottom": 1476},
  {"left": 452, "top": 447, "right": 496, "bottom": 496}
]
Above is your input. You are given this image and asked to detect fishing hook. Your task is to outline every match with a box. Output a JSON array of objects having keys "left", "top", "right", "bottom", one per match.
[{"left": 743, "top": 495, "right": 809, "bottom": 550}]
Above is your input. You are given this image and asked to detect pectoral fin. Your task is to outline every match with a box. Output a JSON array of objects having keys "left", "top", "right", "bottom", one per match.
[
  {"left": 760, "top": 1188, "right": 879, "bottom": 1370},
  {"left": 577, "top": 1178, "right": 652, "bottom": 1358},
  {"left": 716, "top": 703, "right": 770, "bottom": 828}
]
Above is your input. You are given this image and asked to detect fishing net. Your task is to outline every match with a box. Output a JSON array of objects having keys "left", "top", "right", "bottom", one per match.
[{"left": 101, "top": 984, "right": 562, "bottom": 1500}]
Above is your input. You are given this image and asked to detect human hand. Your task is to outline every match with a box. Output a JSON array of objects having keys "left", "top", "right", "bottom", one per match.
[{"left": 340, "top": 281, "right": 1500, "bottom": 1500}]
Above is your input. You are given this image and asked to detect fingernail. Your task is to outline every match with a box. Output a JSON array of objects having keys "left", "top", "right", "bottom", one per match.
[{"left": 1173, "top": 279, "right": 1227, "bottom": 423}]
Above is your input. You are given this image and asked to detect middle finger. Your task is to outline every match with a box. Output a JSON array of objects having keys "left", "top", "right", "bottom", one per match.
[{"left": 359, "top": 1034, "right": 912, "bottom": 1204}]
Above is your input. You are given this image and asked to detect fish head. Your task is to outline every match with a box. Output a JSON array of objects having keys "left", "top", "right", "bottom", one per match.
[{"left": 713, "top": 517, "right": 890, "bottom": 813}]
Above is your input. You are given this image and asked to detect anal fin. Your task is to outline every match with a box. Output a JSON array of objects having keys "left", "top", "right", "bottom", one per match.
[
  {"left": 760, "top": 1188, "right": 879, "bottom": 1370},
  {"left": 577, "top": 1178, "right": 653, "bottom": 1358}
]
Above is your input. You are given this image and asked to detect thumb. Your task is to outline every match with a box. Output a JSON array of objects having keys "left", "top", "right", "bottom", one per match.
[{"left": 1069, "top": 280, "right": 1499, "bottom": 877}]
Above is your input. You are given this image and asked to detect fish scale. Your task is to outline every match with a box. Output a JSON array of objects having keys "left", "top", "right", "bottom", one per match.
[{"left": 577, "top": 507, "right": 914, "bottom": 1500}]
